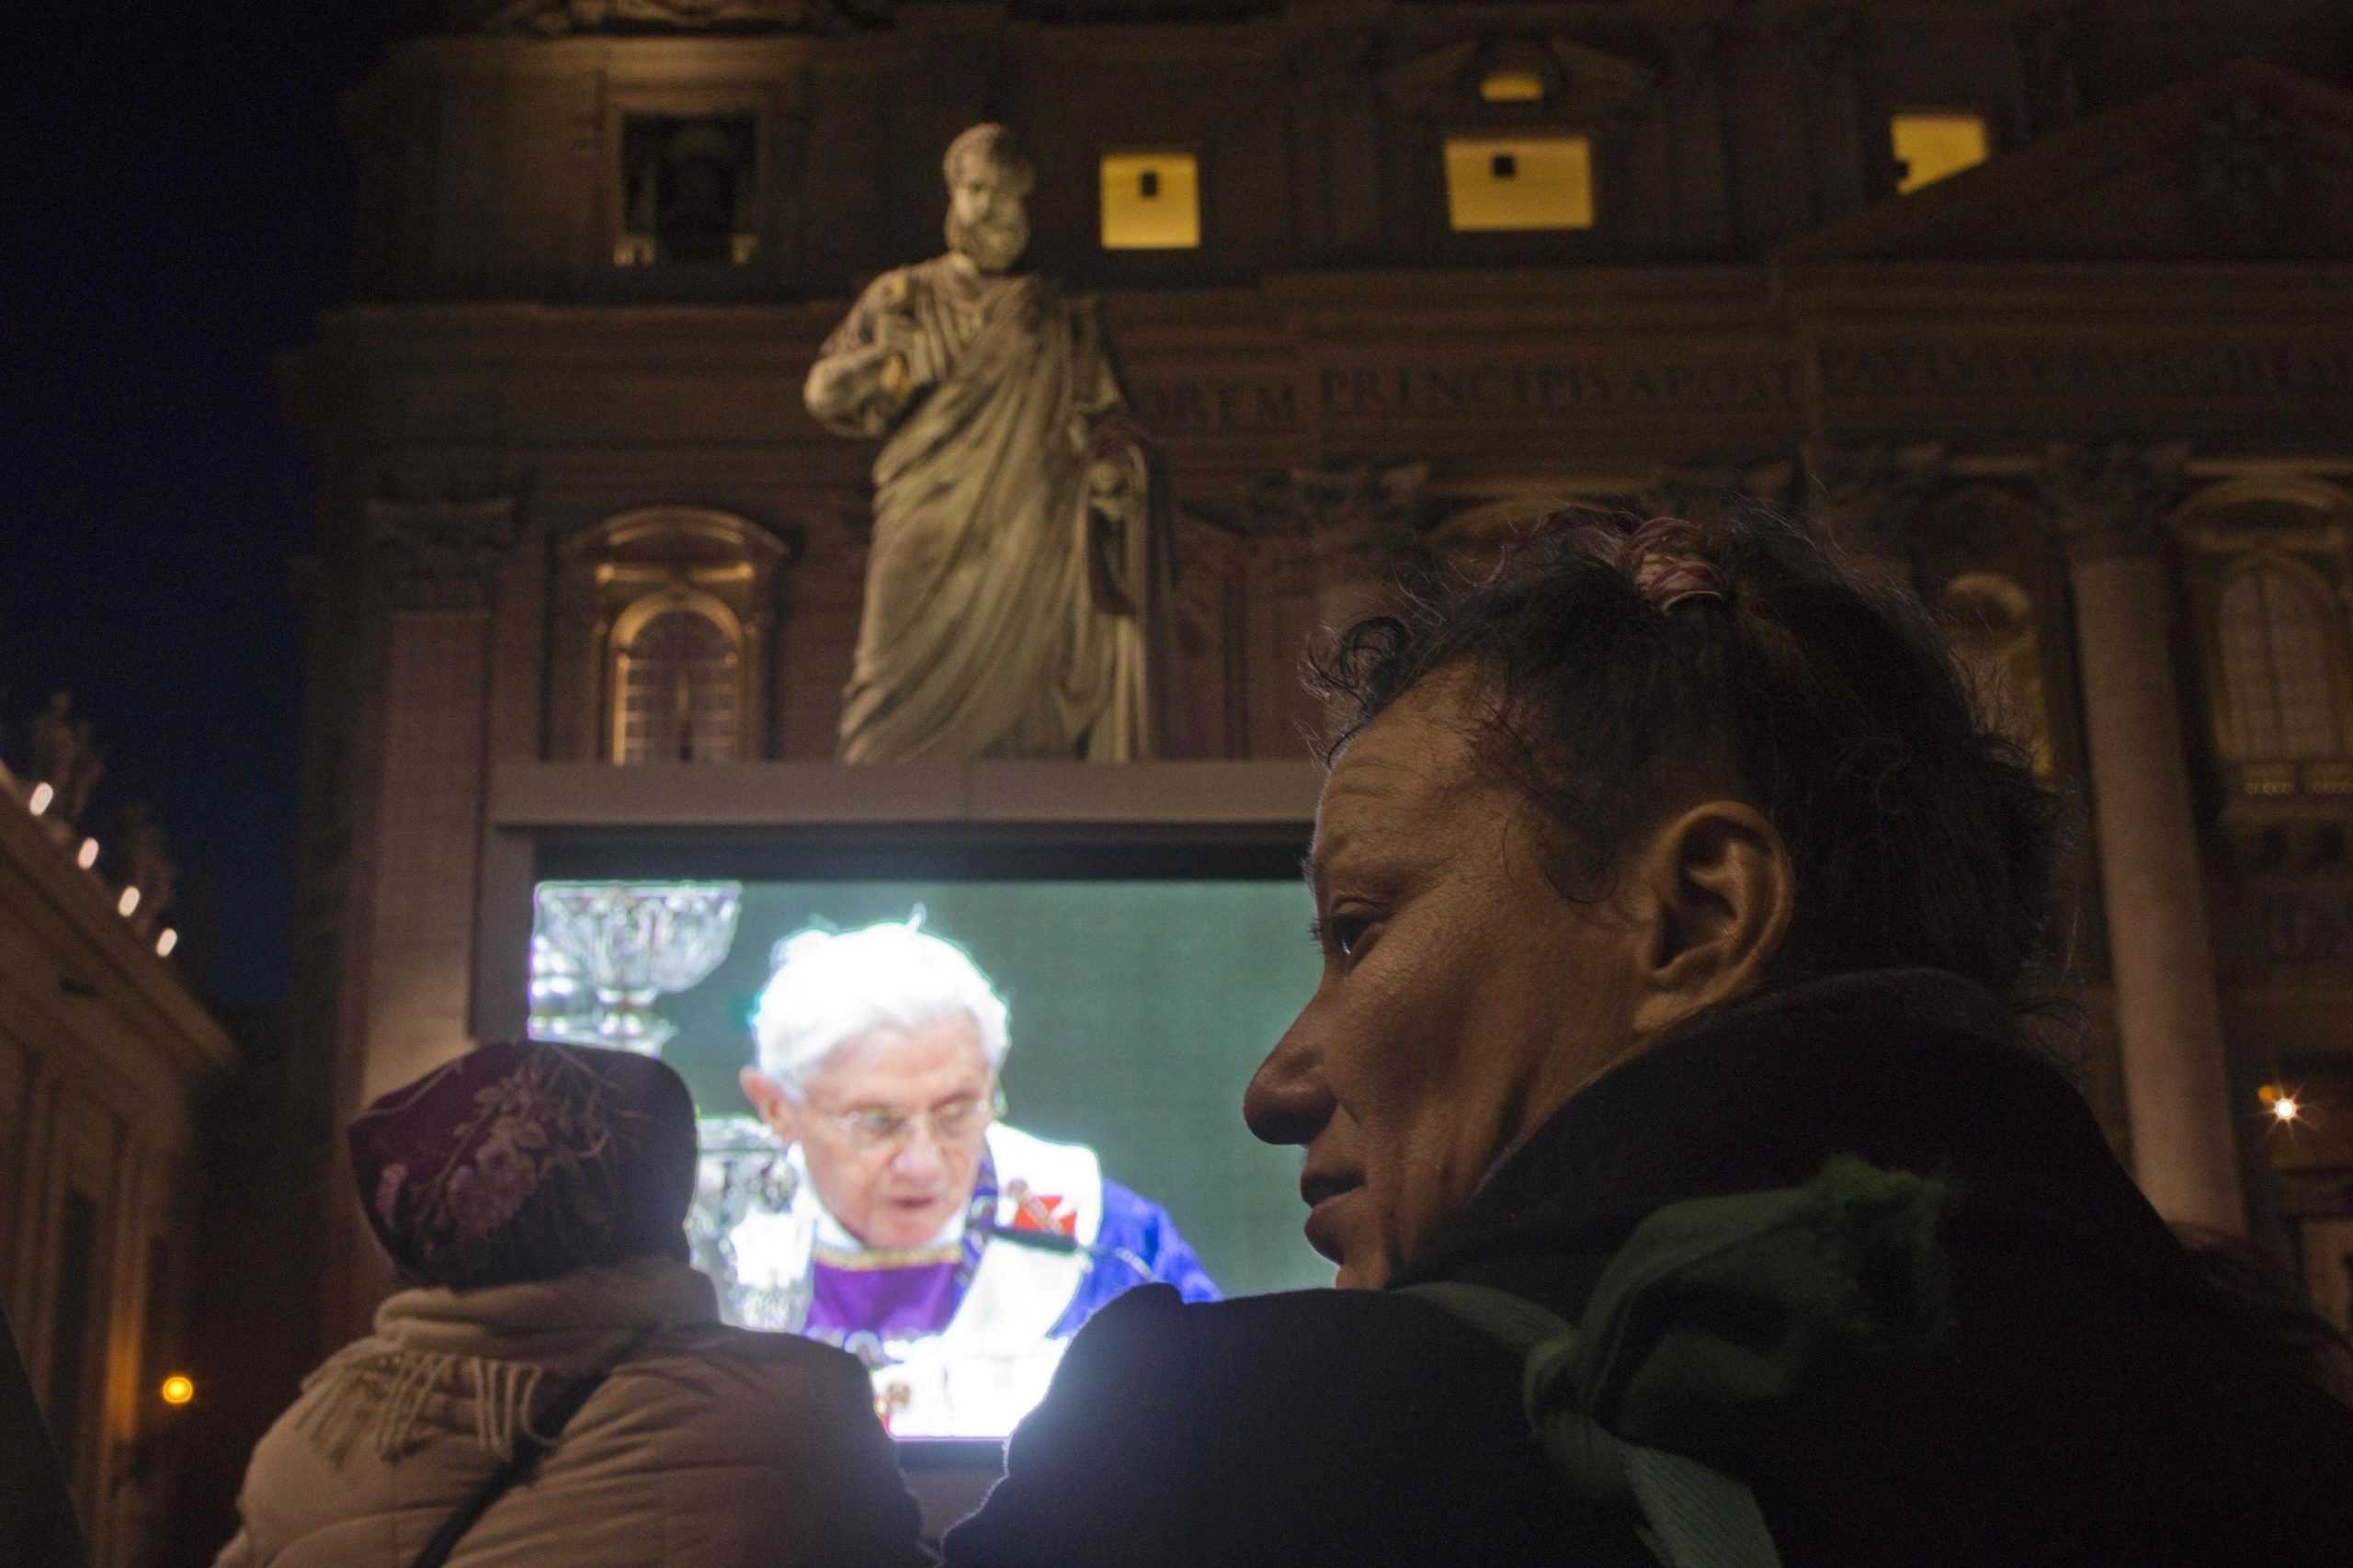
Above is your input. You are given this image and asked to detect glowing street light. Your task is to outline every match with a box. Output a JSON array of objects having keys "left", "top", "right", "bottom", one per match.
[
  {"left": 77, "top": 837, "right": 99, "bottom": 869},
  {"left": 28, "top": 781, "right": 53, "bottom": 816},
  {"left": 159, "top": 1374, "right": 195, "bottom": 1407},
  {"left": 154, "top": 928, "right": 178, "bottom": 959},
  {"left": 2258, "top": 1083, "right": 2303, "bottom": 1125},
  {"left": 118, "top": 886, "right": 141, "bottom": 917}
]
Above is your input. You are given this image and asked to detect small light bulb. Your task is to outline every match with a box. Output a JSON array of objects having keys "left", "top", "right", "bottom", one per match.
[
  {"left": 159, "top": 1374, "right": 194, "bottom": 1406},
  {"left": 2272, "top": 1096, "right": 2301, "bottom": 1123},
  {"left": 77, "top": 837, "right": 99, "bottom": 869},
  {"left": 118, "top": 886, "right": 141, "bottom": 917},
  {"left": 28, "top": 781, "right": 54, "bottom": 815},
  {"left": 154, "top": 928, "right": 178, "bottom": 958}
]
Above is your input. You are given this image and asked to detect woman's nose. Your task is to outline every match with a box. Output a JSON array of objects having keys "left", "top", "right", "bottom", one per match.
[{"left": 1243, "top": 1012, "right": 1333, "bottom": 1148}]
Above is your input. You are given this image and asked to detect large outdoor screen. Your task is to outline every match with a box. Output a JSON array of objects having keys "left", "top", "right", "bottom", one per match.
[{"left": 528, "top": 874, "right": 1329, "bottom": 1437}]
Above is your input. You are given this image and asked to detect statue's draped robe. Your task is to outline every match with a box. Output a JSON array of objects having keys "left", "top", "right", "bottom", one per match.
[{"left": 814, "top": 256, "right": 1175, "bottom": 762}]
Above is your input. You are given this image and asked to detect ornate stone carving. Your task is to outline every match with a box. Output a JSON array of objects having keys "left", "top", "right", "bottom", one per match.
[
  {"left": 1802, "top": 443, "right": 1946, "bottom": 564},
  {"left": 1377, "top": 33, "right": 1656, "bottom": 122},
  {"left": 1641, "top": 459, "right": 1797, "bottom": 526},
  {"left": 368, "top": 495, "right": 520, "bottom": 611},
  {"left": 1242, "top": 462, "right": 1430, "bottom": 548},
  {"left": 2041, "top": 443, "right": 2190, "bottom": 562},
  {"left": 2191, "top": 95, "right": 2297, "bottom": 256}
]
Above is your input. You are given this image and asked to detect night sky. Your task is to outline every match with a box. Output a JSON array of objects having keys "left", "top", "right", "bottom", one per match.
[{"left": 12, "top": 11, "right": 392, "bottom": 1007}]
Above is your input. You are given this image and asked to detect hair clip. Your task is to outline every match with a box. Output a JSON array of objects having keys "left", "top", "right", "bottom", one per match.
[{"left": 1622, "top": 517, "right": 1728, "bottom": 613}]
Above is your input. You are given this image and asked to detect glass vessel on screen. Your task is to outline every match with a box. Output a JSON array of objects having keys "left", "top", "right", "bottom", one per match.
[{"left": 531, "top": 881, "right": 743, "bottom": 1055}]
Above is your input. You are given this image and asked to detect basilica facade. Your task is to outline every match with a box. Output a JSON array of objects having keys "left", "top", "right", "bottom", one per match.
[{"left": 282, "top": 0, "right": 2353, "bottom": 1354}]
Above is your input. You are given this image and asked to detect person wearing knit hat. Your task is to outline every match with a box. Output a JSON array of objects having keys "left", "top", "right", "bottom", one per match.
[{"left": 212, "top": 1040, "right": 927, "bottom": 1568}]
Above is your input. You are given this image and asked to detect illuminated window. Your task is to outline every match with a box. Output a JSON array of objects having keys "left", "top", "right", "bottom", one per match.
[
  {"left": 1444, "top": 135, "right": 1594, "bottom": 231},
  {"left": 1942, "top": 573, "right": 2053, "bottom": 776},
  {"left": 1478, "top": 68, "right": 1546, "bottom": 104},
  {"left": 565, "top": 507, "right": 787, "bottom": 765},
  {"left": 612, "top": 597, "right": 743, "bottom": 764},
  {"left": 619, "top": 114, "right": 757, "bottom": 267},
  {"left": 1891, "top": 112, "right": 1990, "bottom": 194},
  {"left": 2220, "top": 565, "right": 2342, "bottom": 758},
  {"left": 1100, "top": 152, "right": 1199, "bottom": 250}
]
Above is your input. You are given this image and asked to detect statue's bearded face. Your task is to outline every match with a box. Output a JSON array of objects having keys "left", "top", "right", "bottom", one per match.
[{"left": 945, "top": 153, "right": 1032, "bottom": 274}]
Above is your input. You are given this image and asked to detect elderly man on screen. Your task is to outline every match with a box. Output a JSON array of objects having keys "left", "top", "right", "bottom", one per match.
[{"left": 706, "top": 917, "right": 1217, "bottom": 1436}]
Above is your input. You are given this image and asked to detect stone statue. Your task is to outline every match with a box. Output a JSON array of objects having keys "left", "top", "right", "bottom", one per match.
[
  {"left": 62, "top": 722, "right": 105, "bottom": 824},
  {"left": 805, "top": 123, "right": 1176, "bottom": 763},
  {"left": 30, "top": 695, "right": 104, "bottom": 826},
  {"left": 29, "top": 691, "right": 78, "bottom": 796},
  {"left": 120, "top": 802, "right": 177, "bottom": 926}
]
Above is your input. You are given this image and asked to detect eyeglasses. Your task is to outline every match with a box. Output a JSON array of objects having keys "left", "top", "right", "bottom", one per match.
[{"left": 816, "top": 1088, "right": 1001, "bottom": 1153}]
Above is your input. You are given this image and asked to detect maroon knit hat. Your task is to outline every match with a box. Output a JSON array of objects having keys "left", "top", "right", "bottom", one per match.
[{"left": 347, "top": 1040, "right": 697, "bottom": 1290}]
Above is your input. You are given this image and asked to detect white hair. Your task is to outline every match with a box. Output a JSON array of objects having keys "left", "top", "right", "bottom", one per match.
[{"left": 751, "top": 915, "right": 1010, "bottom": 1096}]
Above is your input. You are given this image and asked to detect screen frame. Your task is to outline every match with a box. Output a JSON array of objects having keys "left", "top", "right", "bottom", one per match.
[
  {"left": 472, "top": 759, "right": 1320, "bottom": 1041},
  {"left": 479, "top": 759, "right": 1319, "bottom": 1474}
]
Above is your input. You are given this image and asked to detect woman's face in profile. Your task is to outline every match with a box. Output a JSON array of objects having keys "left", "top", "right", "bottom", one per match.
[{"left": 1246, "top": 672, "right": 1648, "bottom": 1288}]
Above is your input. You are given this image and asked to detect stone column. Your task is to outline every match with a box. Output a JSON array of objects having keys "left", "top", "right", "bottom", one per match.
[
  {"left": 358, "top": 495, "right": 517, "bottom": 1107},
  {"left": 2045, "top": 443, "right": 2245, "bottom": 1233}
]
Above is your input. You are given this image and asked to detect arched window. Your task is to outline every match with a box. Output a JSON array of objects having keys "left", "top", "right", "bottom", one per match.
[
  {"left": 2219, "top": 563, "right": 2342, "bottom": 759},
  {"left": 556, "top": 507, "right": 790, "bottom": 765},
  {"left": 611, "top": 591, "right": 744, "bottom": 764},
  {"left": 1941, "top": 571, "right": 2053, "bottom": 776}
]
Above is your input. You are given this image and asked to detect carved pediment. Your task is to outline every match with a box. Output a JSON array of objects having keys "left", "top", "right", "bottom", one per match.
[
  {"left": 1779, "top": 61, "right": 2353, "bottom": 263},
  {"left": 1377, "top": 33, "right": 1656, "bottom": 123}
]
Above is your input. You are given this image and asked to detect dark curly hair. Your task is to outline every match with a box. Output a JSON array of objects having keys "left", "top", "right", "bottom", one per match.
[{"left": 1308, "top": 509, "right": 2070, "bottom": 1006}]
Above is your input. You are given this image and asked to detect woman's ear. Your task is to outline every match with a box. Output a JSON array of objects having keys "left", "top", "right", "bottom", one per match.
[
  {"left": 1626, "top": 801, "right": 1795, "bottom": 1042},
  {"left": 740, "top": 1067, "right": 800, "bottom": 1145}
]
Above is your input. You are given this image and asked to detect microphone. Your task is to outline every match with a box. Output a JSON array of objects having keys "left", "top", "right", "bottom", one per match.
[{"left": 971, "top": 1217, "right": 1153, "bottom": 1279}]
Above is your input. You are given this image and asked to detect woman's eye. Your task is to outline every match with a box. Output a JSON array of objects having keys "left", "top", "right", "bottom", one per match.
[{"left": 1310, "top": 914, "right": 1374, "bottom": 959}]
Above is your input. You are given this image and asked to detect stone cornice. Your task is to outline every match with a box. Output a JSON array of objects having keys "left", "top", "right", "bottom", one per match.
[
  {"left": 281, "top": 267, "right": 2353, "bottom": 468},
  {"left": 0, "top": 767, "right": 238, "bottom": 1087}
]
